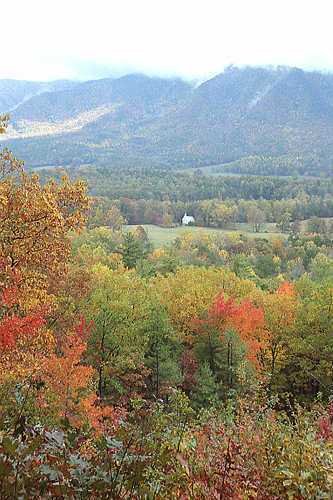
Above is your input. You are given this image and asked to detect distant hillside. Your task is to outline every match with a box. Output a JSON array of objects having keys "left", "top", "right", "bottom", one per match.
[
  {"left": 0, "top": 80, "right": 78, "bottom": 114},
  {"left": 1, "top": 67, "right": 333, "bottom": 175}
]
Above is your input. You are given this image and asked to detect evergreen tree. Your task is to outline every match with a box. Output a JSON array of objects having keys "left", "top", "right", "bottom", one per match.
[
  {"left": 145, "top": 306, "right": 182, "bottom": 399},
  {"left": 191, "top": 362, "right": 219, "bottom": 409}
]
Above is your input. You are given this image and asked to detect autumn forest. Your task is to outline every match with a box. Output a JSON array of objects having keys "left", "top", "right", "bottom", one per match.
[{"left": 1, "top": 110, "right": 333, "bottom": 499}]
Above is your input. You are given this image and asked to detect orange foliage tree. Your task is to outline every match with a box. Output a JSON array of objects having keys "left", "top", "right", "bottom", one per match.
[
  {"left": 0, "top": 118, "right": 111, "bottom": 432},
  {"left": 194, "top": 294, "right": 265, "bottom": 365},
  {"left": 207, "top": 294, "right": 265, "bottom": 366},
  {"left": 0, "top": 151, "right": 89, "bottom": 312},
  {"left": 37, "top": 319, "right": 122, "bottom": 431},
  {"left": 191, "top": 293, "right": 265, "bottom": 392}
]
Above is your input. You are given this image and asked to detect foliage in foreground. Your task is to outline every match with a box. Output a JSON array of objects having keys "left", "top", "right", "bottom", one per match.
[{"left": 1, "top": 393, "right": 333, "bottom": 498}]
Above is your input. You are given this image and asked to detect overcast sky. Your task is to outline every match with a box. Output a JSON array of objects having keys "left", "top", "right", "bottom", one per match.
[{"left": 2, "top": 0, "right": 333, "bottom": 81}]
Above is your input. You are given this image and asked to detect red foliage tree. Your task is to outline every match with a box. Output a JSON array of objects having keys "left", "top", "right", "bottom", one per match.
[
  {"left": 0, "top": 283, "right": 45, "bottom": 350},
  {"left": 195, "top": 293, "right": 265, "bottom": 368}
]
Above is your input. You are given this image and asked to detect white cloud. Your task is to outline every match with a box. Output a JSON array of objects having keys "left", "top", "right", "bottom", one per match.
[{"left": 2, "top": 0, "right": 333, "bottom": 80}]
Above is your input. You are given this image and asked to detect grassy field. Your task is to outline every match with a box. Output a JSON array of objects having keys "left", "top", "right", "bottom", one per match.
[{"left": 125, "top": 223, "right": 285, "bottom": 247}]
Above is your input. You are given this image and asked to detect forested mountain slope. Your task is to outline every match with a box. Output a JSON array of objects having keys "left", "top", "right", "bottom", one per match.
[{"left": 2, "top": 66, "right": 333, "bottom": 174}]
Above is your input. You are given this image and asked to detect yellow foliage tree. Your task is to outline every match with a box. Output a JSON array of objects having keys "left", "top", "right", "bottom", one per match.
[{"left": 153, "top": 266, "right": 256, "bottom": 339}]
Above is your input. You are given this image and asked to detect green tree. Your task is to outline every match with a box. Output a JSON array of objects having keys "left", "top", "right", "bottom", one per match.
[
  {"left": 84, "top": 265, "right": 152, "bottom": 401},
  {"left": 121, "top": 232, "right": 148, "bottom": 268},
  {"left": 191, "top": 362, "right": 219, "bottom": 409},
  {"left": 144, "top": 305, "right": 182, "bottom": 399}
]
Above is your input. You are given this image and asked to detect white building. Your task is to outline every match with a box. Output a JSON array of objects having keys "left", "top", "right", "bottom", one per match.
[{"left": 182, "top": 212, "right": 195, "bottom": 225}]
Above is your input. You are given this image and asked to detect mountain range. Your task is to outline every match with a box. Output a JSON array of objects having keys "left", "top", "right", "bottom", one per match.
[{"left": 1, "top": 66, "right": 333, "bottom": 175}]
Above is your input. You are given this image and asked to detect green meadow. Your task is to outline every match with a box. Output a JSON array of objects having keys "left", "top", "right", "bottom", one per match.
[{"left": 125, "top": 223, "right": 285, "bottom": 247}]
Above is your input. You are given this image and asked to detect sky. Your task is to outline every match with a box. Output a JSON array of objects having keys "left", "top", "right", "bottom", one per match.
[{"left": 2, "top": 0, "right": 333, "bottom": 81}]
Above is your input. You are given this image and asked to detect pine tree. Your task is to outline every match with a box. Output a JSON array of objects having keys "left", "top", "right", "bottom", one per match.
[{"left": 191, "top": 362, "right": 219, "bottom": 409}]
